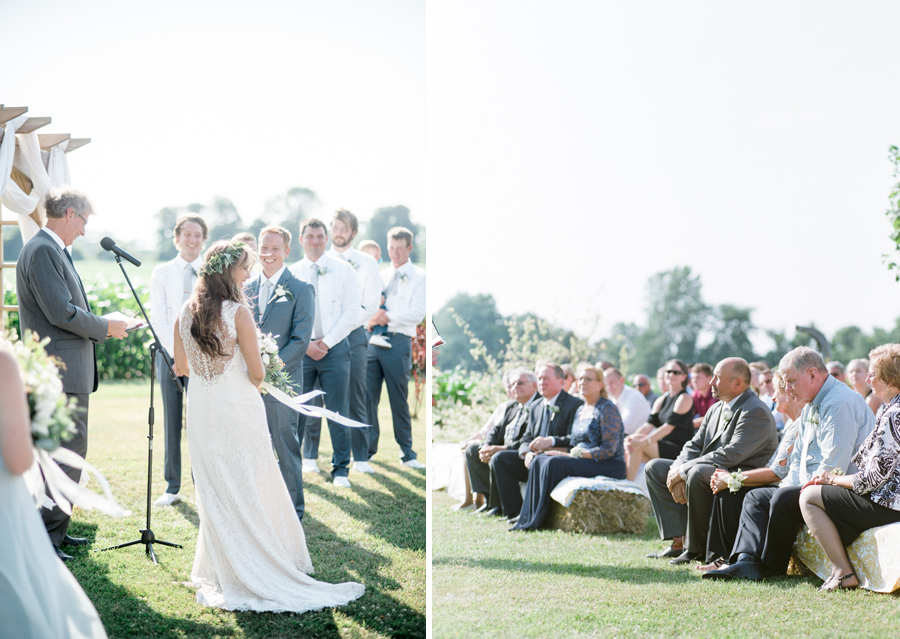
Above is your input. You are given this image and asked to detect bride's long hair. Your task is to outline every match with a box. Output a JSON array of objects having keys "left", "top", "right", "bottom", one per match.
[{"left": 189, "top": 241, "right": 250, "bottom": 358}]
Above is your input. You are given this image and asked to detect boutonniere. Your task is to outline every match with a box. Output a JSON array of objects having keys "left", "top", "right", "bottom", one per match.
[
  {"left": 347, "top": 259, "right": 359, "bottom": 270},
  {"left": 806, "top": 405, "right": 820, "bottom": 427},
  {"left": 721, "top": 406, "right": 734, "bottom": 424},
  {"left": 398, "top": 272, "right": 409, "bottom": 282},
  {"left": 316, "top": 265, "right": 328, "bottom": 277},
  {"left": 270, "top": 285, "right": 293, "bottom": 302},
  {"left": 548, "top": 404, "right": 560, "bottom": 416}
]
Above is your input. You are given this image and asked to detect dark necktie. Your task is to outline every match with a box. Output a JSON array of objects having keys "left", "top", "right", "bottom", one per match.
[
  {"left": 540, "top": 403, "right": 552, "bottom": 437},
  {"left": 64, "top": 249, "right": 89, "bottom": 307}
]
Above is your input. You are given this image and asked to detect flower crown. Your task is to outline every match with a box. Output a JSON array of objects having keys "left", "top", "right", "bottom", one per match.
[{"left": 199, "top": 242, "right": 247, "bottom": 277}]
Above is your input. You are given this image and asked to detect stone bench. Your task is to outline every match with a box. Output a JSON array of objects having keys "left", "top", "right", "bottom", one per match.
[{"left": 544, "top": 476, "right": 651, "bottom": 535}]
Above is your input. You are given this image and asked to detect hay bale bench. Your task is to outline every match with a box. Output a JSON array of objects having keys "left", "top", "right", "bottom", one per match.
[
  {"left": 789, "top": 522, "right": 900, "bottom": 592},
  {"left": 544, "top": 476, "right": 651, "bottom": 534}
]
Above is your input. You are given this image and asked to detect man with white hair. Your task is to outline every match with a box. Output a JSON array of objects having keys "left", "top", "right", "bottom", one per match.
[
  {"left": 604, "top": 368, "right": 651, "bottom": 435},
  {"left": 704, "top": 347, "right": 874, "bottom": 581}
]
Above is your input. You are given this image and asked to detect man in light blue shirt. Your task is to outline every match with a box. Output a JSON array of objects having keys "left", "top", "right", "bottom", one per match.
[{"left": 704, "top": 347, "right": 874, "bottom": 581}]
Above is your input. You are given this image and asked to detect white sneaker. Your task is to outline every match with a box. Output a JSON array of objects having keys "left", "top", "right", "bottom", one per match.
[
  {"left": 353, "top": 460, "right": 375, "bottom": 473},
  {"left": 302, "top": 459, "right": 322, "bottom": 474},
  {"left": 333, "top": 476, "right": 352, "bottom": 488},
  {"left": 404, "top": 459, "right": 426, "bottom": 470},
  {"left": 153, "top": 492, "right": 181, "bottom": 507},
  {"left": 369, "top": 334, "right": 392, "bottom": 349}
]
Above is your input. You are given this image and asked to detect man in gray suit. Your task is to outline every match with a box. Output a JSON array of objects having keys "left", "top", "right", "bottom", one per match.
[
  {"left": 645, "top": 358, "right": 778, "bottom": 565},
  {"left": 244, "top": 226, "right": 315, "bottom": 521},
  {"left": 15, "top": 188, "right": 129, "bottom": 561}
]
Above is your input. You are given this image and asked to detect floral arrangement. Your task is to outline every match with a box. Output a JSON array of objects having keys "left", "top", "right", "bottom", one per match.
[
  {"left": 570, "top": 445, "right": 586, "bottom": 459},
  {"left": 256, "top": 329, "right": 296, "bottom": 396},
  {"left": 315, "top": 265, "right": 328, "bottom": 276},
  {"left": 724, "top": 469, "right": 747, "bottom": 493},
  {"left": 269, "top": 284, "right": 293, "bottom": 302},
  {"left": 1, "top": 330, "right": 78, "bottom": 451}
]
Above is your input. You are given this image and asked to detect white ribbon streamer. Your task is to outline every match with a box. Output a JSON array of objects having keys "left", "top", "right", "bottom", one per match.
[
  {"left": 262, "top": 382, "right": 370, "bottom": 428},
  {"left": 23, "top": 445, "right": 132, "bottom": 518}
]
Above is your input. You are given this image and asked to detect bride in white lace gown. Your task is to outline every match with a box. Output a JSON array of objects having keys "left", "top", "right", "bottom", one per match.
[{"left": 173, "top": 241, "right": 364, "bottom": 613}]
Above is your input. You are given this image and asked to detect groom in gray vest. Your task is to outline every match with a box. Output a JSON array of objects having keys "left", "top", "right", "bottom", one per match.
[{"left": 244, "top": 226, "right": 315, "bottom": 521}]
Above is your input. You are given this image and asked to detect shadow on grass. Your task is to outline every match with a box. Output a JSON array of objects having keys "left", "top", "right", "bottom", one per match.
[
  {"left": 370, "top": 460, "right": 426, "bottom": 491},
  {"left": 68, "top": 522, "right": 235, "bottom": 639},
  {"left": 433, "top": 555, "right": 699, "bottom": 585},
  {"left": 306, "top": 477, "right": 425, "bottom": 552},
  {"left": 228, "top": 513, "right": 425, "bottom": 639},
  {"left": 174, "top": 499, "right": 201, "bottom": 528}
]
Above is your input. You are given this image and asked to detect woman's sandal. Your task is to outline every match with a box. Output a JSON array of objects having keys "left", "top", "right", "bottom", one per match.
[
  {"left": 696, "top": 559, "right": 726, "bottom": 572},
  {"left": 819, "top": 572, "right": 859, "bottom": 592}
]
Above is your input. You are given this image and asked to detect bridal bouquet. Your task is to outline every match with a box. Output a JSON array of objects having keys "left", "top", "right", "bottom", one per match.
[
  {"left": 0, "top": 331, "right": 129, "bottom": 517},
  {"left": 257, "top": 329, "right": 296, "bottom": 396},
  {"left": 2, "top": 330, "right": 78, "bottom": 450}
]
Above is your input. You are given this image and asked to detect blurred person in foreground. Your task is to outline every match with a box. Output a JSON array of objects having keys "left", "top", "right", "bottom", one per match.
[{"left": 0, "top": 347, "right": 107, "bottom": 637}]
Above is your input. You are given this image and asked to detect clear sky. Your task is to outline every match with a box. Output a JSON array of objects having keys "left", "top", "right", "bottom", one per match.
[
  {"left": 428, "top": 1, "right": 900, "bottom": 352},
  {"left": 2, "top": 0, "right": 424, "bottom": 248}
]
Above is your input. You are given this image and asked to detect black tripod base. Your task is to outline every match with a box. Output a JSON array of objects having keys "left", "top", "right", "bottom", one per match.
[{"left": 99, "top": 528, "right": 183, "bottom": 565}]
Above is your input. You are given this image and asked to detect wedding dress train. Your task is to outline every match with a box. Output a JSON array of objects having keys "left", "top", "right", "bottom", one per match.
[{"left": 179, "top": 300, "right": 364, "bottom": 612}]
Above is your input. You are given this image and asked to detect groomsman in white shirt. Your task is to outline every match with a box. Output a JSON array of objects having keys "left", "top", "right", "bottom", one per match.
[
  {"left": 604, "top": 368, "right": 652, "bottom": 435},
  {"left": 366, "top": 226, "right": 426, "bottom": 468},
  {"left": 290, "top": 219, "right": 362, "bottom": 487},
  {"left": 326, "top": 209, "right": 382, "bottom": 473},
  {"left": 149, "top": 214, "right": 208, "bottom": 506}
]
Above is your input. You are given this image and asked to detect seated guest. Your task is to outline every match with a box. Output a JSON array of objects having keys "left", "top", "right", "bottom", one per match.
[
  {"left": 604, "top": 368, "right": 651, "bottom": 435},
  {"left": 756, "top": 368, "right": 784, "bottom": 431},
  {"left": 702, "top": 370, "right": 804, "bottom": 570},
  {"left": 704, "top": 347, "right": 874, "bottom": 582},
  {"left": 847, "top": 358, "right": 884, "bottom": 416},
  {"left": 645, "top": 358, "right": 777, "bottom": 563},
  {"left": 595, "top": 360, "right": 614, "bottom": 372},
  {"left": 689, "top": 363, "right": 716, "bottom": 430},
  {"left": 656, "top": 367, "right": 667, "bottom": 399},
  {"left": 749, "top": 361, "right": 770, "bottom": 395},
  {"left": 799, "top": 344, "right": 900, "bottom": 591},
  {"left": 466, "top": 370, "right": 540, "bottom": 513},
  {"left": 453, "top": 370, "right": 518, "bottom": 511},
  {"left": 827, "top": 360, "right": 847, "bottom": 383},
  {"left": 561, "top": 364, "right": 577, "bottom": 395},
  {"left": 624, "top": 359, "right": 694, "bottom": 481},
  {"left": 489, "top": 361, "right": 583, "bottom": 519},
  {"left": 633, "top": 373, "right": 658, "bottom": 405},
  {"left": 511, "top": 363, "right": 625, "bottom": 531}
]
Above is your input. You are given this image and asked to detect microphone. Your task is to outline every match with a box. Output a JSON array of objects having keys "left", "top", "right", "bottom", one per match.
[{"left": 101, "top": 237, "right": 142, "bottom": 267}]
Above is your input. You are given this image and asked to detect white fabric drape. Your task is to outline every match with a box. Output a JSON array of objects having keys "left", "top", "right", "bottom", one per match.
[
  {"left": 48, "top": 139, "right": 70, "bottom": 187},
  {"left": 17, "top": 131, "right": 52, "bottom": 229},
  {"left": 0, "top": 114, "right": 41, "bottom": 243}
]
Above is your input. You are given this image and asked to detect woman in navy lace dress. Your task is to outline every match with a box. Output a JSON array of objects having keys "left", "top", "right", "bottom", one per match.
[
  {"left": 511, "top": 363, "right": 625, "bottom": 531},
  {"left": 800, "top": 343, "right": 900, "bottom": 591}
]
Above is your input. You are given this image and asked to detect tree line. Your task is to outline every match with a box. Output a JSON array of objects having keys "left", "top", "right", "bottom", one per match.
[{"left": 434, "top": 265, "right": 900, "bottom": 377}]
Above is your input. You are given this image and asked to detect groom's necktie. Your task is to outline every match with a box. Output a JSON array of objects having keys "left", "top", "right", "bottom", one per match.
[{"left": 259, "top": 280, "right": 273, "bottom": 319}]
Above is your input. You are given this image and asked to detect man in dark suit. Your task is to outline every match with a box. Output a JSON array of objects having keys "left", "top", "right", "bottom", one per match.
[
  {"left": 244, "top": 226, "right": 315, "bottom": 521},
  {"left": 489, "top": 361, "right": 583, "bottom": 520},
  {"left": 644, "top": 358, "right": 779, "bottom": 564},
  {"left": 467, "top": 369, "right": 540, "bottom": 513},
  {"left": 15, "top": 188, "right": 129, "bottom": 561}
]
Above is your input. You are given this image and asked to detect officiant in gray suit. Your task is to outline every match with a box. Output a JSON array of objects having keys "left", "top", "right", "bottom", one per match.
[
  {"left": 244, "top": 226, "right": 315, "bottom": 521},
  {"left": 645, "top": 358, "right": 778, "bottom": 565},
  {"left": 15, "top": 188, "right": 129, "bottom": 562}
]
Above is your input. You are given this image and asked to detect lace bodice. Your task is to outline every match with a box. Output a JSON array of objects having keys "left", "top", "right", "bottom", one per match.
[{"left": 179, "top": 300, "right": 245, "bottom": 384}]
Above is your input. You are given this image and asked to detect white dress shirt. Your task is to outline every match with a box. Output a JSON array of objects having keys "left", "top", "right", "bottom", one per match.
[
  {"left": 256, "top": 265, "right": 287, "bottom": 319},
  {"left": 326, "top": 246, "right": 381, "bottom": 330},
  {"left": 380, "top": 260, "right": 426, "bottom": 338},
  {"left": 150, "top": 254, "right": 202, "bottom": 355},
  {"left": 612, "top": 385, "right": 652, "bottom": 435},
  {"left": 289, "top": 254, "right": 361, "bottom": 348}
]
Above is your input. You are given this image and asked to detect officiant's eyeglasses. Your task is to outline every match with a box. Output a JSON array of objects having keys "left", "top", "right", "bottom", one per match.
[{"left": 76, "top": 212, "right": 89, "bottom": 226}]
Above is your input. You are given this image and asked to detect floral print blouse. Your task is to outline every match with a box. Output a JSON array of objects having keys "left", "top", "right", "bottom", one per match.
[{"left": 851, "top": 393, "right": 900, "bottom": 511}]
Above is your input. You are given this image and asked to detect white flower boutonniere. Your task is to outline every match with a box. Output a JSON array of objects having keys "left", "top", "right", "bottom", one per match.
[
  {"left": 398, "top": 272, "right": 409, "bottom": 283},
  {"left": 316, "top": 265, "right": 328, "bottom": 277},
  {"left": 347, "top": 259, "right": 359, "bottom": 270},
  {"left": 806, "top": 405, "right": 820, "bottom": 427},
  {"left": 270, "top": 285, "right": 293, "bottom": 303},
  {"left": 721, "top": 406, "right": 734, "bottom": 425},
  {"left": 548, "top": 405, "right": 560, "bottom": 416}
]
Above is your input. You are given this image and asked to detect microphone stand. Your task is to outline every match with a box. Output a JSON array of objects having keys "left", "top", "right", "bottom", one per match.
[{"left": 98, "top": 254, "right": 183, "bottom": 565}]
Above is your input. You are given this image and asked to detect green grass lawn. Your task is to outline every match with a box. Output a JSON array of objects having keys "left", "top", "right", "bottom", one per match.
[
  {"left": 65, "top": 380, "right": 425, "bottom": 638},
  {"left": 432, "top": 490, "right": 900, "bottom": 639}
]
